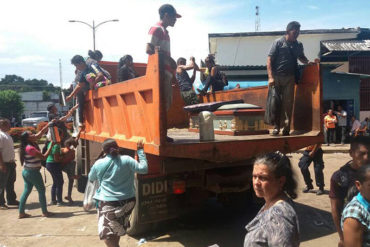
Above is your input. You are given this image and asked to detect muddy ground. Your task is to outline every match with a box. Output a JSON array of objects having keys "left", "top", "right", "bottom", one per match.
[{"left": 0, "top": 148, "right": 349, "bottom": 247}]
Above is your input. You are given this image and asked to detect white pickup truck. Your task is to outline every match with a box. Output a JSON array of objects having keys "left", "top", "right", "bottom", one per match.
[{"left": 22, "top": 111, "right": 49, "bottom": 127}]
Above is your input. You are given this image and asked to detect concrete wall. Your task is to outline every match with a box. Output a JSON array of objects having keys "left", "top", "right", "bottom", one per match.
[
  {"left": 23, "top": 102, "right": 67, "bottom": 118},
  {"left": 210, "top": 33, "right": 357, "bottom": 66},
  {"left": 20, "top": 91, "right": 68, "bottom": 118},
  {"left": 322, "top": 66, "right": 361, "bottom": 119}
]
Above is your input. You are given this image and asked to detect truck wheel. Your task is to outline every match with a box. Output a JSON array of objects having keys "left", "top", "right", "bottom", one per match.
[
  {"left": 127, "top": 202, "right": 149, "bottom": 236},
  {"left": 126, "top": 178, "right": 152, "bottom": 236}
]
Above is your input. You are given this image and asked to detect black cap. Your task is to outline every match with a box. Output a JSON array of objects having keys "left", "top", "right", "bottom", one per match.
[{"left": 159, "top": 4, "right": 182, "bottom": 18}]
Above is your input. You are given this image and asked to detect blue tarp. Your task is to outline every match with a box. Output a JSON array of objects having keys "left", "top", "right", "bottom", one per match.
[{"left": 193, "top": 80, "right": 268, "bottom": 94}]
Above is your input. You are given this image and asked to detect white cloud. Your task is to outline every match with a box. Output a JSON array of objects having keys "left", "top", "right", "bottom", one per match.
[
  {"left": 0, "top": 0, "right": 248, "bottom": 87},
  {"left": 0, "top": 55, "right": 50, "bottom": 65},
  {"left": 307, "top": 5, "right": 319, "bottom": 10}
]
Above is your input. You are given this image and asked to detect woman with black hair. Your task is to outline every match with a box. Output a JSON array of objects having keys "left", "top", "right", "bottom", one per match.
[
  {"left": 86, "top": 50, "right": 112, "bottom": 80},
  {"left": 18, "top": 131, "right": 55, "bottom": 218},
  {"left": 244, "top": 152, "right": 300, "bottom": 247},
  {"left": 117, "top": 55, "right": 137, "bottom": 82},
  {"left": 88, "top": 138, "right": 147, "bottom": 247}
]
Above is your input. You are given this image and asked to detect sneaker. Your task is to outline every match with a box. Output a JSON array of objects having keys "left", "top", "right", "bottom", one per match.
[
  {"left": 57, "top": 201, "right": 67, "bottom": 207},
  {"left": 49, "top": 201, "right": 57, "bottom": 206},
  {"left": 302, "top": 185, "right": 314, "bottom": 193},
  {"left": 0, "top": 204, "right": 9, "bottom": 210},
  {"left": 282, "top": 130, "right": 290, "bottom": 136},
  {"left": 272, "top": 129, "right": 279, "bottom": 136},
  {"left": 316, "top": 189, "right": 325, "bottom": 195},
  {"left": 7, "top": 200, "right": 20, "bottom": 206},
  {"left": 64, "top": 196, "right": 74, "bottom": 205}
]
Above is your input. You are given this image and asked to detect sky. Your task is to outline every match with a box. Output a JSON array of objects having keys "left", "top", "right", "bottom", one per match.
[{"left": 0, "top": 0, "right": 369, "bottom": 88}]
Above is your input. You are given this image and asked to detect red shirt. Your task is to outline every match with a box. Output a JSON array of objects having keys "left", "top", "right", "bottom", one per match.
[{"left": 148, "top": 22, "right": 173, "bottom": 73}]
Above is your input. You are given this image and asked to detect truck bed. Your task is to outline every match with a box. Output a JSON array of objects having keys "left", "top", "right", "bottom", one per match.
[{"left": 81, "top": 51, "right": 323, "bottom": 162}]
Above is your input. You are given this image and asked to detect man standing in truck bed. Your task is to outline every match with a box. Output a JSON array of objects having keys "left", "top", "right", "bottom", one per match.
[
  {"left": 146, "top": 4, "right": 181, "bottom": 142},
  {"left": 267, "top": 21, "right": 312, "bottom": 136}
]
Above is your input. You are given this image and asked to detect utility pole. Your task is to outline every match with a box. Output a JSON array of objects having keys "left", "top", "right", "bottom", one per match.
[
  {"left": 255, "top": 6, "right": 261, "bottom": 32},
  {"left": 59, "top": 59, "right": 63, "bottom": 88}
]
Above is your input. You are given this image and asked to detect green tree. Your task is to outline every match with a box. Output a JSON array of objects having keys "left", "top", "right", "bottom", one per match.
[
  {"left": 42, "top": 90, "right": 51, "bottom": 101},
  {"left": 0, "top": 74, "right": 61, "bottom": 93},
  {"left": 0, "top": 90, "right": 24, "bottom": 121}
]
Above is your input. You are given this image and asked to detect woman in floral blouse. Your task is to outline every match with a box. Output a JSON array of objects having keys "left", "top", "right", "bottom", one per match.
[{"left": 244, "top": 152, "right": 300, "bottom": 247}]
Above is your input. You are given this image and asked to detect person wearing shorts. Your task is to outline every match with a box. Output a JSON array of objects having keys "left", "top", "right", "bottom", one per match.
[{"left": 88, "top": 139, "right": 147, "bottom": 247}]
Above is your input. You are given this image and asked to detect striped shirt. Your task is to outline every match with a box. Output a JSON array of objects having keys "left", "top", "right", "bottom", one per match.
[
  {"left": 24, "top": 145, "right": 42, "bottom": 169},
  {"left": 148, "top": 22, "right": 173, "bottom": 73}
]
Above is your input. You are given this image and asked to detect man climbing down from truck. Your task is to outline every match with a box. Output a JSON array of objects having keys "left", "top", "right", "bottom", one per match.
[
  {"left": 66, "top": 55, "right": 108, "bottom": 128},
  {"left": 176, "top": 56, "right": 200, "bottom": 106},
  {"left": 267, "top": 21, "right": 312, "bottom": 136},
  {"left": 146, "top": 3, "right": 181, "bottom": 142}
]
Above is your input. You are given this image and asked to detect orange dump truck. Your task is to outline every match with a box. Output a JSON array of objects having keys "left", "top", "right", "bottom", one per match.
[{"left": 77, "top": 51, "right": 323, "bottom": 234}]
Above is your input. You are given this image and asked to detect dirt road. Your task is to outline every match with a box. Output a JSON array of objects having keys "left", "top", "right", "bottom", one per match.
[{"left": 0, "top": 149, "right": 349, "bottom": 247}]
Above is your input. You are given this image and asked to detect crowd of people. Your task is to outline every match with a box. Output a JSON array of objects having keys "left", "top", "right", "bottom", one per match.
[
  {"left": 1, "top": 3, "right": 370, "bottom": 247},
  {"left": 324, "top": 107, "right": 370, "bottom": 145}
]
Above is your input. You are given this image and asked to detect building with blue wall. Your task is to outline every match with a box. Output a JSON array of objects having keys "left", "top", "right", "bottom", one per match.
[{"left": 322, "top": 65, "right": 361, "bottom": 120}]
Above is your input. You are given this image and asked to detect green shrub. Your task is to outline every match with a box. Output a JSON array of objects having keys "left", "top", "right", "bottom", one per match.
[{"left": 9, "top": 127, "right": 36, "bottom": 142}]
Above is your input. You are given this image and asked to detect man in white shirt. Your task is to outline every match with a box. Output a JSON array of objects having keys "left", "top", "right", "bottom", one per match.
[
  {"left": 335, "top": 106, "right": 347, "bottom": 144},
  {"left": 0, "top": 118, "right": 18, "bottom": 209},
  {"left": 350, "top": 116, "right": 361, "bottom": 136}
]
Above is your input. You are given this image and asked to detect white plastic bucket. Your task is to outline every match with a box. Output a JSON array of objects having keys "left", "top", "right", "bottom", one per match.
[{"left": 199, "top": 111, "right": 215, "bottom": 141}]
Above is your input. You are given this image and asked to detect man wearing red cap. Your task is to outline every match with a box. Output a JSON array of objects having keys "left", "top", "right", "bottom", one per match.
[{"left": 146, "top": 4, "right": 181, "bottom": 142}]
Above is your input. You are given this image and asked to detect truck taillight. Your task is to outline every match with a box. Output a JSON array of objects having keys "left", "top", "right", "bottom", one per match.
[{"left": 172, "top": 180, "right": 186, "bottom": 194}]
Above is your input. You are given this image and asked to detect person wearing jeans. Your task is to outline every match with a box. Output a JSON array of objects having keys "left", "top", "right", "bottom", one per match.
[
  {"left": 18, "top": 131, "right": 55, "bottom": 218},
  {"left": 299, "top": 144, "right": 325, "bottom": 195},
  {"left": 45, "top": 131, "right": 64, "bottom": 206}
]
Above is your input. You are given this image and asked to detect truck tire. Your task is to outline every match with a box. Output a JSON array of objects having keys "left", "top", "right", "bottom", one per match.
[{"left": 127, "top": 177, "right": 152, "bottom": 236}]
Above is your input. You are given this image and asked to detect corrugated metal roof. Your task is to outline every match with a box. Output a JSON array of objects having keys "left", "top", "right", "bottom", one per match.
[
  {"left": 209, "top": 28, "right": 370, "bottom": 38},
  {"left": 322, "top": 39, "right": 370, "bottom": 51}
]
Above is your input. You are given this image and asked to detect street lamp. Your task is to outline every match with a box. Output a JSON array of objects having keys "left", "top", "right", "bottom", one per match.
[{"left": 68, "top": 19, "right": 119, "bottom": 51}]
